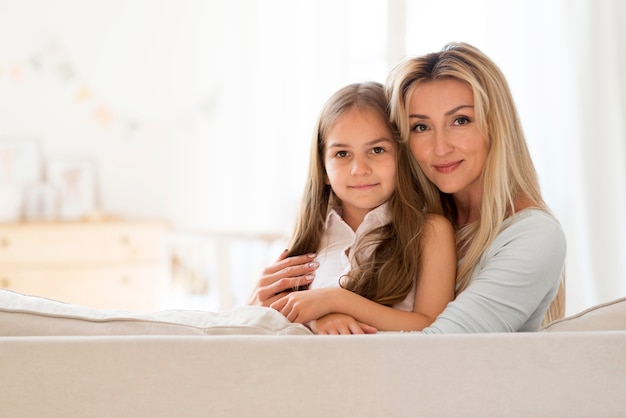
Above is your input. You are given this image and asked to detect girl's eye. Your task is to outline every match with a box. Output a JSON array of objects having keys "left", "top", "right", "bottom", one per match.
[
  {"left": 411, "top": 123, "right": 427, "bottom": 133},
  {"left": 371, "top": 146, "right": 385, "bottom": 154},
  {"left": 335, "top": 150, "right": 348, "bottom": 158},
  {"left": 454, "top": 116, "right": 471, "bottom": 126}
]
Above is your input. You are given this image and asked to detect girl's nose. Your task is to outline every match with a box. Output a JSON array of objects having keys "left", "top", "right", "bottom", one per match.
[{"left": 351, "top": 156, "right": 372, "bottom": 175}]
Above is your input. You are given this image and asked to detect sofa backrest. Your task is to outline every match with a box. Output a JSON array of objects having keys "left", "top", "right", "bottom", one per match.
[{"left": 542, "top": 296, "right": 626, "bottom": 332}]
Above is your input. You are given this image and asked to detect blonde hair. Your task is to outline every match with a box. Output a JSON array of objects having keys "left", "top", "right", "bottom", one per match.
[
  {"left": 386, "top": 42, "right": 565, "bottom": 324},
  {"left": 288, "top": 81, "right": 426, "bottom": 306}
]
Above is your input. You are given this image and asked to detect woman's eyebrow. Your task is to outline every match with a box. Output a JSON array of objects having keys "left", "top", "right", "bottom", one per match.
[
  {"left": 409, "top": 104, "right": 474, "bottom": 119},
  {"left": 445, "top": 104, "right": 474, "bottom": 116}
]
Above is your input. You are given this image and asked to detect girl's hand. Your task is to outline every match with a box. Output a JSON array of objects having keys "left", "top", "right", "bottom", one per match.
[
  {"left": 309, "top": 314, "right": 378, "bottom": 335},
  {"left": 270, "top": 288, "right": 334, "bottom": 324},
  {"left": 247, "top": 250, "right": 319, "bottom": 307}
]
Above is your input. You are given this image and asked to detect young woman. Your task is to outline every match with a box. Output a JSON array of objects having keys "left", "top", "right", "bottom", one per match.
[
  {"left": 386, "top": 42, "right": 566, "bottom": 333},
  {"left": 248, "top": 82, "right": 456, "bottom": 334}
]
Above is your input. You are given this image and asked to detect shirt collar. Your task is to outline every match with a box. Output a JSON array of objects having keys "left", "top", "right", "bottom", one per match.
[{"left": 325, "top": 202, "right": 391, "bottom": 233}]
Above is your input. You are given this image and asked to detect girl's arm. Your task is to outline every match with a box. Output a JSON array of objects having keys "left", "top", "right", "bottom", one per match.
[
  {"left": 309, "top": 313, "right": 378, "bottom": 335},
  {"left": 272, "top": 214, "right": 457, "bottom": 331}
]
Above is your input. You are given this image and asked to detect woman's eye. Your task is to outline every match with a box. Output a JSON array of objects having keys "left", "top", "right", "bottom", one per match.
[
  {"left": 454, "top": 116, "right": 471, "bottom": 126},
  {"left": 411, "top": 123, "right": 427, "bottom": 133}
]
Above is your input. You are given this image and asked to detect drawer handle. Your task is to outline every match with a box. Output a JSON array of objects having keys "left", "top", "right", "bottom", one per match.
[
  {"left": 1, "top": 277, "right": 10, "bottom": 288},
  {"left": 0, "top": 237, "right": 8, "bottom": 248}
]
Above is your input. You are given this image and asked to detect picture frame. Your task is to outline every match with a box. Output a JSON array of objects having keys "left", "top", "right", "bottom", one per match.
[
  {"left": 0, "top": 138, "right": 42, "bottom": 222},
  {"left": 46, "top": 158, "right": 99, "bottom": 221}
]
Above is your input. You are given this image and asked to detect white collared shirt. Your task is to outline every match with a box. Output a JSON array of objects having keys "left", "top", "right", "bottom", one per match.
[{"left": 310, "top": 202, "right": 415, "bottom": 311}]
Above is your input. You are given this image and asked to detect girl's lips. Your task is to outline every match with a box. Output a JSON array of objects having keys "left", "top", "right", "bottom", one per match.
[
  {"left": 433, "top": 160, "right": 462, "bottom": 174},
  {"left": 350, "top": 183, "right": 378, "bottom": 190}
]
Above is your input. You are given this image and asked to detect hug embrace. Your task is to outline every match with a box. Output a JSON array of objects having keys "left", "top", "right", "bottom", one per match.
[{"left": 248, "top": 42, "right": 567, "bottom": 334}]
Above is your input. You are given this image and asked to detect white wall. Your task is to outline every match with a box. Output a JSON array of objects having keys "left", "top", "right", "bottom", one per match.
[{"left": 1, "top": 0, "right": 624, "bottom": 314}]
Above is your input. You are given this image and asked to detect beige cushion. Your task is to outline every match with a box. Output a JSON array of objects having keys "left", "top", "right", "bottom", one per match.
[
  {"left": 542, "top": 296, "right": 626, "bottom": 332},
  {"left": 0, "top": 289, "right": 313, "bottom": 336}
]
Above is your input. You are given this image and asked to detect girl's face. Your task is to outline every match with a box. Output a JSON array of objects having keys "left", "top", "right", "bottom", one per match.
[
  {"left": 324, "top": 107, "right": 397, "bottom": 229},
  {"left": 407, "top": 78, "right": 488, "bottom": 203}
]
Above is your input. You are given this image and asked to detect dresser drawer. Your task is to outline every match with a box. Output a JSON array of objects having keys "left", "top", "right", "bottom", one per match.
[
  {"left": 0, "top": 265, "right": 164, "bottom": 311},
  {"left": 0, "top": 221, "right": 167, "bottom": 263}
]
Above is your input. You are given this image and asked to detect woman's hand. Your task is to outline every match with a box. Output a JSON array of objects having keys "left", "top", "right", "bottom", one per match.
[
  {"left": 309, "top": 314, "right": 377, "bottom": 335},
  {"left": 270, "top": 288, "right": 335, "bottom": 324},
  {"left": 247, "top": 250, "right": 319, "bottom": 307}
]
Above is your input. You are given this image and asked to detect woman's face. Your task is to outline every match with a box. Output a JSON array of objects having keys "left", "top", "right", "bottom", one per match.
[
  {"left": 323, "top": 107, "right": 397, "bottom": 229},
  {"left": 407, "top": 78, "right": 488, "bottom": 203}
]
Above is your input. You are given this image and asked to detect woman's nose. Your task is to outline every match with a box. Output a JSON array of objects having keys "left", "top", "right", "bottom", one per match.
[{"left": 433, "top": 130, "right": 454, "bottom": 156}]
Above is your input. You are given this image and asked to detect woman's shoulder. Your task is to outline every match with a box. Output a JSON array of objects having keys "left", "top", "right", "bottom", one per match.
[
  {"left": 507, "top": 208, "right": 563, "bottom": 230},
  {"left": 498, "top": 208, "right": 566, "bottom": 252}
]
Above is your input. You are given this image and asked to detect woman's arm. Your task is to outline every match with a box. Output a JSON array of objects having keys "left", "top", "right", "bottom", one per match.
[
  {"left": 272, "top": 214, "right": 457, "bottom": 331},
  {"left": 421, "top": 210, "right": 566, "bottom": 334}
]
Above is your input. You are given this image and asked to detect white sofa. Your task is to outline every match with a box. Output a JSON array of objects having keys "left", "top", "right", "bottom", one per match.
[{"left": 1, "top": 289, "right": 625, "bottom": 418}]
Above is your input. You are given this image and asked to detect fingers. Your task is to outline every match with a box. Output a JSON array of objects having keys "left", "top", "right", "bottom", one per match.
[
  {"left": 250, "top": 251, "right": 319, "bottom": 307},
  {"left": 260, "top": 291, "right": 290, "bottom": 308},
  {"left": 270, "top": 295, "right": 287, "bottom": 313},
  {"left": 348, "top": 322, "right": 366, "bottom": 334},
  {"left": 250, "top": 274, "right": 314, "bottom": 307},
  {"left": 357, "top": 322, "right": 378, "bottom": 334},
  {"left": 309, "top": 314, "right": 371, "bottom": 335},
  {"left": 261, "top": 252, "right": 318, "bottom": 278},
  {"left": 272, "top": 295, "right": 308, "bottom": 324},
  {"left": 271, "top": 275, "right": 315, "bottom": 295}
]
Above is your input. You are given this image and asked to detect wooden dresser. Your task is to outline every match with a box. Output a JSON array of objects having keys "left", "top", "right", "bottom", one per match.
[{"left": 0, "top": 221, "right": 169, "bottom": 311}]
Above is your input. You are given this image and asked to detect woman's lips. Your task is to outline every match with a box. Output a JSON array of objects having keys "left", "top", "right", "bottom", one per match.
[{"left": 433, "top": 160, "right": 462, "bottom": 174}]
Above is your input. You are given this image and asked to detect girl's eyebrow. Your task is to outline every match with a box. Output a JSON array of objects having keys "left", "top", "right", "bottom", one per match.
[
  {"left": 327, "top": 137, "right": 392, "bottom": 149},
  {"left": 366, "top": 137, "right": 393, "bottom": 146},
  {"left": 409, "top": 104, "right": 474, "bottom": 119},
  {"left": 326, "top": 141, "right": 349, "bottom": 149}
]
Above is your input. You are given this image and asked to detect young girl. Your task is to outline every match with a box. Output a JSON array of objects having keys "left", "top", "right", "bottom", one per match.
[{"left": 252, "top": 81, "right": 456, "bottom": 333}]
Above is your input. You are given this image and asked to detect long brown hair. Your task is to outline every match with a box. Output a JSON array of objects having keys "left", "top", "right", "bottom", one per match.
[
  {"left": 386, "top": 42, "right": 565, "bottom": 323},
  {"left": 288, "top": 81, "right": 426, "bottom": 306}
]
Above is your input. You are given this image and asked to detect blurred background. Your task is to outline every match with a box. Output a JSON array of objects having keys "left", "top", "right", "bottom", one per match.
[{"left": 0, "top": 0, "right": 624, "bottom": 316}]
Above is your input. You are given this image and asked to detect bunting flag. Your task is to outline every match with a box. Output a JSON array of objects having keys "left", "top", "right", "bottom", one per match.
[
  {"left": 92, "top": 106, "right": 113, "bottom": 128},
  {"left": 10, "top": 65, "right": 23, "bottom": 80},
  {"left": 0, "top": 39, "right": 218, "bottom": 139},
  {"left": 75, "top": 85, "right": 92, "bottom": 102}
]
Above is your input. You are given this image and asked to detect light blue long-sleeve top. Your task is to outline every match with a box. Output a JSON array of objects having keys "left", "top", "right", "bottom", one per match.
[{"left": 421, "top": 209, "right": 566, "bottom": 334}]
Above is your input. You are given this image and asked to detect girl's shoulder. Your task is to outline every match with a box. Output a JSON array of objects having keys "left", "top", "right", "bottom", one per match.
[
  {"left": 422, "top": 212, "right": 455, "bottom": 240},
  {"left": 423, "top": 212, "right": 453, "bottom": 227}
]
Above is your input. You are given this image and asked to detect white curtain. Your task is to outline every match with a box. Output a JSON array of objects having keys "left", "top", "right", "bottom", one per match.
[{"left": 566, "top": 0, "right": 626, "bottom": 311}]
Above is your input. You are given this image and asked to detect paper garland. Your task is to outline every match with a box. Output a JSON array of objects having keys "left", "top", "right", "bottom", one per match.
[{"left": 0, "top": 39, "right": 218, "bottom": 136}]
